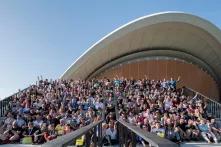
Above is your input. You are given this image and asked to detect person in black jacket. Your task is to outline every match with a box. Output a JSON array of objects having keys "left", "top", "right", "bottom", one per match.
[{"left": 22, "top": 122, "right": 39, "bottom": 143}]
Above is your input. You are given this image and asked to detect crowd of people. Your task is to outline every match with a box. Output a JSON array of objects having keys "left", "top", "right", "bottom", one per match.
[
  {"left": 117, "top": 77, "right": 221, "bottom": 144},
  {"left": 0, "top": 78, "right": 107, "bottom": 144},
  {"left": 0, "top": 77, "right": 220, "bottom": 145}
]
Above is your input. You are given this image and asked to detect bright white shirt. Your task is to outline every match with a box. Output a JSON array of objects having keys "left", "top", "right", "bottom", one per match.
[
  {"left": 33, "top": 120, "right": 43, "bottom": 128},
  {"left": 95, "top": 102, "right": 104, "bottom": 110},
  {"left": 5, "top": 117, "right": 15, "bottom": 127},
  {"left": 164, "top": 99, "right": 172, "bottom": 110}
]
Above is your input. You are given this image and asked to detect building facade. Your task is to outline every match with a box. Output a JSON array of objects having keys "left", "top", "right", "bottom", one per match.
[{"left": 61, "top": 12, "right": 221, "bottom": 100}]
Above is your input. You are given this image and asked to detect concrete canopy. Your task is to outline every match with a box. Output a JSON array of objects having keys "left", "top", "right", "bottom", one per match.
[{"left": 61, "top": 12, "right": 221, "bottom": 89}]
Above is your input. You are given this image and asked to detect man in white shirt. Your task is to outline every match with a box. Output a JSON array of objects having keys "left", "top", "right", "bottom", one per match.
[{"left": 95, "top": 99, "right": 104, "bottom": 110}]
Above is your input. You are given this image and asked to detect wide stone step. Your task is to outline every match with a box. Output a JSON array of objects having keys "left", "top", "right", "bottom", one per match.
[
  {"left": 180, "top": 142, "right": 221, "bottom": 147},
  {"left": 0, "top": 144, "right": 40, "bottom": 147},
  {"left": 70, "top": 144, "right": 144, "bottom": 147}
]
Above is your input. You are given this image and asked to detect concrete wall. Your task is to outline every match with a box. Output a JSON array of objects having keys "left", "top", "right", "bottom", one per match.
[{"left": 95, "top": 59, "right": 219, "bottom": 100}]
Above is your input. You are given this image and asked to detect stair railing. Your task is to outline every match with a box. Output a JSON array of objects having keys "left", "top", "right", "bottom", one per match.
[
  {"left": 41, "top": 119, "right": 103, "bottom": 147},
  {"left": 0, "top": 86, "right": 32, "bottom": 117},
  {"left": 41, "top": 98, "right": 107, "bottom": 147},
  {"left": 114, "top": 95, "right": 178, "bottom": 147},
  {"left": 183, "top": 87, "right": 221, "bottom": 119}
]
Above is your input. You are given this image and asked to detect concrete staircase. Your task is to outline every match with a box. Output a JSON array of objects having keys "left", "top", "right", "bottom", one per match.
[
  {"left": 180, "top": 142, "right": 221, "bottom": 147},
  {"left": 0, "top": 145, "right": 40, "bottom": 147},
  {"left": 2, "top": 143, "right": 221, "bottom": 147}
]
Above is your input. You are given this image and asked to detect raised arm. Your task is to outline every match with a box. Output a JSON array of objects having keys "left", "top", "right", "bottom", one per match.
[{"left": 177, "top": 76, "right": 181, "bottom": 82}]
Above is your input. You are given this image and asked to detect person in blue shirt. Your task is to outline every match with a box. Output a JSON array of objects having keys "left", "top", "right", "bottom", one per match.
[
  {"left": 151, "top": 122, "right": 165, "bottom": 138},
  {"left": 198, "top": 119, "right": 218, "bottom": 143},
  {"left": 168, "top": 76, "right": 180, "bottom": 90},
  {"left": 16, "top": 115, "right": 26, "bottom": 128},
  {"left": 71, "top": 97, "right": 78, "bottom": 111}
]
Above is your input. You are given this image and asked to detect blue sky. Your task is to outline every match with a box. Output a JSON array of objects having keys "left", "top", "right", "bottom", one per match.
[{"left": 0, "top": 0, "right": 221, "bottom": 98}]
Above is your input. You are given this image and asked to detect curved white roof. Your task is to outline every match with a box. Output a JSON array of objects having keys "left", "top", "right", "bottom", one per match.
[{"left": 61, "top": 12, "right": 221, "bottom": 88}]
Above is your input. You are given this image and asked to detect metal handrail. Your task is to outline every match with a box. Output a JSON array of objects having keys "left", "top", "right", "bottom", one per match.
[
  {"left": 0, "top": 85, "right": 33, "bottom": 101},
  {"left": 42, "top": 100, "right": 107, "bottom": 147},
  {"left": 41, "top": 120, "right": 103, "bottom": 147},
  {"left": 183, "top": 87, "right": 221, "bottom": 104},
  {"left": 0, "top": 86, "right": 32, "bottom": 117},
  {"left": 183, "top": 87, "right": 221, "bottom": 119},
  {"left": 114, "top": 94, "right": 178, "bottom": 147},
  {"left": 117, "top": 119, "right": 178, "bottom": 147},
  {"left": 2, "top": 84, "right": 220, "bottom": 146}
]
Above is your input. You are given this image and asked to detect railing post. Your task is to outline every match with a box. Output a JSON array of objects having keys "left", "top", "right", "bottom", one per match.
[
  {"left": 4, "top": 100, "right": 7, "bottom": 115},
  {"left": 124, "top": 126, "right": 128, "bottom": 147},
  {"left": 85, "top": 131, "right": 91, "bottom": 147},
  {"left": 1, "top": 101, "right": 2, "bottom": 117},
  {"left": 119, "top": 123, "right": 124, "bottom": 147},
  {"left": 0, "top": 101, "right": 2, "bottom": 117},
  {"left": 131, "top": 131, "right": 136, "bottom": 147},
  {"left": 73, "top": 138, "right": 76, "bottom": 147},
  {"left": 208, "top": 102, "right": 211, "bottom": 114},
  {"left": 94, "top": 126, "right": 97, "bottom": 147},
  {"left": 215, "top": 103, "right": 217, "bottom": 118},
  {"left": 219, "top": 105, "right": 221, "bottom": 118},
  {"left": 212, "top": 102, "right": 215, "bottom": 117},
  {"left": 2, "top": 100, "right": 5, "bottom": 116},
  {"left": 98, "top": 122, "right": 102, "bottom": 147}
]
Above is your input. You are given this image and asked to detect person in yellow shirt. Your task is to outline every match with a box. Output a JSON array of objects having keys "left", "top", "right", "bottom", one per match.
[
  {"left": 55, "top": 119, "right": 65, "bottom": 136},
  {"left": 75, "top": 135, "right": 85, "bottom": 146},
  {"left": 75, "top": 123, "right": 85, "bottom": 146}
]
